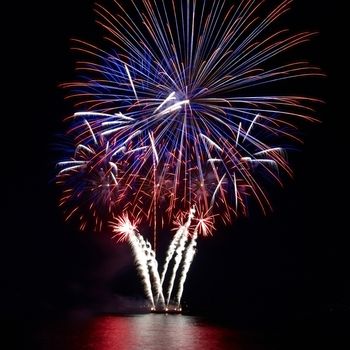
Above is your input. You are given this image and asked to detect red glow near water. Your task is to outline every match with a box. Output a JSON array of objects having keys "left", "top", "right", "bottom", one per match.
[{"left": 34, "top": 314, "right": 252, "bottom": 350}]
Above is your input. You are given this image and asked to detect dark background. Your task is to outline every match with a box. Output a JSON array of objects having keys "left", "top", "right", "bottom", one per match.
[{"left": 2, "top": 0, "right": 348, "bottom": 339}]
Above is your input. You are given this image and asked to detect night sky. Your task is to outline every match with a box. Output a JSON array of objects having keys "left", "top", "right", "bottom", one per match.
[{"left": 2, "top": 0, "right": 348, "bottom": 334}]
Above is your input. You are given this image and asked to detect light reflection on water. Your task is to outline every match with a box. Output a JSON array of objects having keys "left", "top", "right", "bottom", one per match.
[
  {"left": 37, "top": 314, "right": 261, "bottom": 350},
  {"left": 86, "top": 315, "right": 241, "bottom": 350}
]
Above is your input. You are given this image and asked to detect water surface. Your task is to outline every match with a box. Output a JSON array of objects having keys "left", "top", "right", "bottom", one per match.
[
  {"left": 28, "top": 313, "right": 344, "bottom": 350},
  {"left": 34, "top": 314, "right": 262, "bottom": 350}
]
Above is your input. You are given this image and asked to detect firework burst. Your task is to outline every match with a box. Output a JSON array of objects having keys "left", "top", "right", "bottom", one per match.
[{"left": 60, "top": 0, "right": 320, "bottom": 229}]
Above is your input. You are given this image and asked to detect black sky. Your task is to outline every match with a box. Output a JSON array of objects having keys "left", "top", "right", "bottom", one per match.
[{"left": 2, "top": 0, "right": 348, "bottom": 330}]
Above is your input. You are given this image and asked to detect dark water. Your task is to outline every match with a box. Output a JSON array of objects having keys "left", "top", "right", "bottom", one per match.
[
  {"left": 13, "top": 314, "right": 347, "bottom": 350},
  {"left": 31, "top": 314, "right": 264, "bottom": 350}
]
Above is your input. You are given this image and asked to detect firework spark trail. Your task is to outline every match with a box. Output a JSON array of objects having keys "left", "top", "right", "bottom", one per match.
[
  {"left": 160, "top": 226, "right": 185, "bottom": 286},
  {"left": 165, "top": 207, "right": 196, "bottom": 306},
  {"left": 160, "top": 207, "right": 197, "bottom": 288},
  {"left": 174, "top": 211, "right": 215, "bottom": 306},
  {"left": 144, "top": 241, "right": 165, "bottom": 307},
  {"left": 175, "top": 229, "right": 198, "bottom": 307},
  {"left": 166, "top": 227, "right": 189, "bottom": 306},
  {"left": 111, "top": 216, "right": 155, "bottom": 307},
  {"left": 129, "top": 233, "right": 155, "bottom": 307}
]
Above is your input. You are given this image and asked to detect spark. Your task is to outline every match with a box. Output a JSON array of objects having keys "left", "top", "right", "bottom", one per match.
[
  {"left": 234, "top": 173, "right": 238, "bottom": 211},
  {"left": 115, "top": 112, "right": 135, "bottom": 121},
  {"left": 241, "top": 157, "right": 277, "bottom": 165},
  {"left": 109, "top": 162, "right": 118, "bottom": 176},
  {"left": 236, "top": 122, "right": 242, "bottom": 147},
  {"left": 83, "top": 119, "right": 97, "bottom": 145},
  {"left": 149, "top": 131, "right": 159, "bottom": 165},
  {"left": 124, "top": 64, "right": 138, "bottom": 100},
  {"left": 158, "top": 100, "right": 190, "bottom": 116},
  {"left": 75, "top": 144, "right": 94, "bottom": 154},
  {"left": 111, "top": 146, "right": 126, "bottom": 157},
  {"left": 154, "top": 92, "right": 176, "bottom": 112},
  {"left": 111, "top": 214, "right": 137, "bottom": 242},
  {"left": 254, "top": 147, "right": 283, "bottom": 155},
  {"left": 101, "top": 125, "right": 129, "bottom": 137},
  {"left": 124, "top": 146, "right": 149, "bottom": 155},
  {"left": 200, "top": 134, "right": 223, "bottom": 152},
  {"left": 207, "top": 158, "right": 222, "bottom": 163},
  {"left": 58, "top": 164, "right": 85, "bottom": 174},
  {"left": 210, "top": 175, "right": 226, "bottom": 208},
  {"left": 243, "top": 114, "right": 260, "bottom": 142}
]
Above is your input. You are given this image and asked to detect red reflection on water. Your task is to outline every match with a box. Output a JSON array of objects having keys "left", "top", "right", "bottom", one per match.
[
  {"left": 36, "top": 315, "right": 257, "bottom": 350},
  {"left": 84, "top": 316, "right": 133, "bottom": 350},
  {"left": 77, "top": 315, "right": 243, "bottom": 350}
]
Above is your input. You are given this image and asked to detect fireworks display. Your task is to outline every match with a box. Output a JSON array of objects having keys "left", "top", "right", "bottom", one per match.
[{"left": 57, "top": 0, "right": 320, "bottom": 310}]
